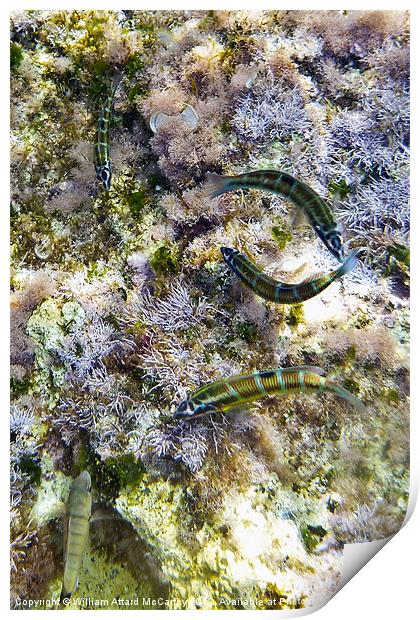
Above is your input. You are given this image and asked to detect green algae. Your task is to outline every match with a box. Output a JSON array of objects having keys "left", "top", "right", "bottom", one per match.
[
  {"left": 90, "top": 453, "right": 145, "bottom": 501},
  {"left": 235, "top": 319, "right": 259, "bottom": 343},
  {"left": 272, "top": 223, "right": 293, "bottom": 250},
  {"left": 328, "top": 178, "right": 352, "bottom": 199},
  {"left": 150, "top": 243, "right": 180, "bottom": 276},
  {"left": 18, "top": 453, "right": 43, "bottom": 485},
  {"left": 10, "top": 375, "right": 33, "bottom": 398},
  {"left": 388, "top": 242, "right": 410, "bottom": 267},
  {"left": 127, "top": 188, "right": 151, "bottom": 217},
  {"left": 286, "top": 304, "right": 305, "bottom": 326},
  {"left": 10, "top": 42, "right": 24, "bottom": 73}
]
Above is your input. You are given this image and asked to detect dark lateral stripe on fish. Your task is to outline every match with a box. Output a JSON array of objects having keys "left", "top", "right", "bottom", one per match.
[
  {"left": 94, "top": 82, "right": 119, "bottom": 190},
  {"left": 207, "top": 170, "right": 345, "bottom": 261},
  {"left": 174, "top": 366, "right": 365, "bottom": 420},
  {"left": 221, "top": 247, "right": 359, "bottom": 304}
]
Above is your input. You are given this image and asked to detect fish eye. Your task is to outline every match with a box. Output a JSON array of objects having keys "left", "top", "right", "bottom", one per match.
[
  {"left": 175, "top": 399, "right": 199, "bottom": 418},
  {"left": 326, "top": 231, "right": 342, "bottom": 251},
  {"left": 330, "top": 236, "right": 340, "bottom": 250}
]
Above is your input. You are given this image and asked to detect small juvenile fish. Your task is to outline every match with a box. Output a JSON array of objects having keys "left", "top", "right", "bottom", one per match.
[
  {"left": 206, "top": 170, "right": 345, "bottom": 261},
  {"left": 60, "top": 471, "right": 92, "bottom": 605},
  {"left": 174, "top": 366, "right": 366, "bottom": 420},
  {"left": 221, "top": 247, "right": 359, "bottom": 303},
  {"left": 94, "top": 79, "right": 119, "bottom": 191}
]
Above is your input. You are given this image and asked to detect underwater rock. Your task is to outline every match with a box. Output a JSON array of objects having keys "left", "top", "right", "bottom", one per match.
[{"left": 116, "top": 473, "right": 344, "bottom": 609}]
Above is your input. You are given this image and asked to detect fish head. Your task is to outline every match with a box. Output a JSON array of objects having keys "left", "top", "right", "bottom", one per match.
[
  {"left": 324, "top": 228, "right": 345, "bottom": 262},
  {"left": 220, "top": 247, "right": 238, "bottom": 262},
  {"left": 96, "top": 163, "right": 112, "bottom": 191},
  {"left": 73, "top": 471, "right": 91, "bottom": 494},
  {"left": 174, "top": 398, "right": 217, "bottom": 420}
]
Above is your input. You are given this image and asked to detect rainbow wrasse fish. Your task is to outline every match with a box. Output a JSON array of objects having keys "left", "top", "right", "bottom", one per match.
[
  {"left": 206, "top": 170, "right": 345, "bottom": 262},
  {"left": 174, "top": 366, "right": 366, "bottom": 420},
  {"left": 94, "top": 78, "right": 119, "bottom": 191},
  {"left": 60, "top": 471, "right": 92, "bottom": 605},
  {"left": 221, "top": 247, "right": 359, "bottom": 304}
]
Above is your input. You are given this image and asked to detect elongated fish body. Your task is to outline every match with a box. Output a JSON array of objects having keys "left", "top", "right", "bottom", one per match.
[
  {"left": 94, "top": 80, "right": 119, "bottom": 191},
  {"left": 221, "top": 247, "right": 359, "bottom": 303},
  {"left": 174, "top": 366, "right": 366, "bottom": 420},
  {"left": 60, "top": 471, "right": 92, "bottom": 605},
  {"left": 206, "top": 170, "right": 345, "bottom": 261}
]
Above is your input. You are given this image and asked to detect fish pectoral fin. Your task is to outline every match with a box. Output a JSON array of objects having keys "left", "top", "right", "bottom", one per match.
[
  {"left": 224, "top": 402, "right": 256, "bottom": 415},
  {"left": 91, "top": 506, "right": 126, "bottom": 523},
  {"left": 291, "top": 208, "right": 307, "bottom": 228}
]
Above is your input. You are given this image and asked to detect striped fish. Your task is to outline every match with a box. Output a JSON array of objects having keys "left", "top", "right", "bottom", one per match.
[
  {"left": 174, "top": 366, "right": 366, "bottom": 420},
  {"left": 221, "top": 247, "right": 359, "bottom": 303},
  {"left": 94, "top": 79, "right": 119, "bottom": 191},
  {"left": 206, "top": 170, "right": 345, "bottom": 262},
  {"left": 60, "top": 471, "right": 92, "bottom": 605}
]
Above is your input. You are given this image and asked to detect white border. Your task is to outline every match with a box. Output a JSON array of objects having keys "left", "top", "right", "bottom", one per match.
[{"left": 3, "top": 2, "right": 417, "bottom": 618}]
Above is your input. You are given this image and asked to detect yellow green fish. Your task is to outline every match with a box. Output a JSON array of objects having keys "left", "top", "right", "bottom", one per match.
[
  {"left": 207, "top": 170, "right": 345, "bottom": 261},
  {"left": 174, "top": 366, "right": 366, "bottom": 420},
  {"left": 221, "top": 247, "right": 359, "bottom": 303},
  {"left": 60, "top": 471, "right": 92, "bottom": 605}
]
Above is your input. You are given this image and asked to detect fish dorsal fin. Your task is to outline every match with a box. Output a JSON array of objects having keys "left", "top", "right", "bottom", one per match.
[
  {"left": 281, "top": 365, "right": 326, "bottom": 376},
  {"left": 300, "top": 271, "right": 325, "bottom": 283}
]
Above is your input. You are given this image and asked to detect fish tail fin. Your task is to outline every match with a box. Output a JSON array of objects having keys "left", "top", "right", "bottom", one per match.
[
  {"left": 335, "top": 250, "right": 360, "bottom": 278},
  {"left": 326, "top": 380, "right": 367, "bottom": 412},
  {"left": 205, "top": 172, "right": 235, "bottom": 199},
  {"left": 59, "top": 588, "right": 72, "bottom": 606},
  {"left": 110, "top": 74, "right": 122, "bottom": 97}
]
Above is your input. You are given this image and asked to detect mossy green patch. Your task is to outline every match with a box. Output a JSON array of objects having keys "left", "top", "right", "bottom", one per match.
[
  {"left": 127, "top": 188, "right": 150, "bottom": 217},
  {"left": 10, "top": 42, "right": 24, "bottom": 73},
  {"left": 18, "top": 454, "right": 42, "bottom": 485},
  {"left": 353, "top": 459, "right": 373, "bottom": 482},
  {"left": 300, "top": 524, "right": 327, "bottom": 554},
  {"left": 344, "top": 344, "right": 357, "bottom": 362},
  {"left": 89, "top": 453, "right": 145, "bottom": 501},
  {"left": 85, "top": 59, "right": 114, "bottom": 103},
  {"left": 343, "top": 377, "right": 360, "bottom": 394},
  {"left": 124, "top": 53, "right": 145, "bottom": 80},
  {"left": 236, "top": 320, "right": 259, "bottom": 343},
  {"left": 328, "top": 179, "right": 352, "bottom": 199},
  {"left": 385, "top": 242, "right": 410, "bottom": 278},
  {"left": 380, "top": 387, "right": 399, "bottom": 403},
  {"left": 10, "top": 375, "right": 33, "bottom": 398},
  {"left": 388, "top": 243, "right": 410, "bottom": 267},
  {"left": 286, "top": 304, "right": 304, "bottom": 326},
  {"left": 272, "top": 224, "right": 292, "bottom": 250},
  {"left": 127, "top": 82, "right": 146, "bottom": 103},
  {"left": 150, "top": 243, "right": 180, "bottom": 276}
]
